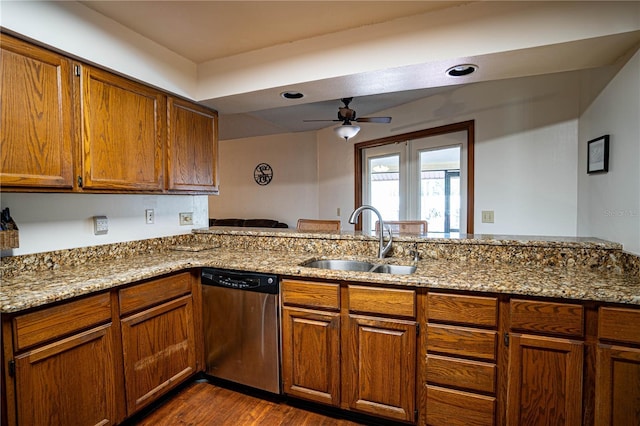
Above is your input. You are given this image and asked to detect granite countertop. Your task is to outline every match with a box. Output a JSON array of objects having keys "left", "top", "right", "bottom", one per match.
[{"left": 2, "top": 243, "right": 639, "bottom": 314}]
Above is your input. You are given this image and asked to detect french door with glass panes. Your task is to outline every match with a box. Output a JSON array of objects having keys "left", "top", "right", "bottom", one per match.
[{"left": 362, "top": 131, "right": 467, "bottom": 235}]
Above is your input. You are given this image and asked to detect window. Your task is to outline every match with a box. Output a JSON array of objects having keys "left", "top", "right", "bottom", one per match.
[{"left": 355, "top": 121, "right": 474, "bottom": 234}]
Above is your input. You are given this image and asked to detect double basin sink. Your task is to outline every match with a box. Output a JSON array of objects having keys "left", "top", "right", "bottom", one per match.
[{"left": 301, "top": 259, "right": 416, "bottom": 275}]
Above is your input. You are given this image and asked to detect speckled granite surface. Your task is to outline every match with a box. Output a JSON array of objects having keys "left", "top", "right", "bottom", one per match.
[{"left": 1, "top": 228, "right": 639, "bottom": 313}]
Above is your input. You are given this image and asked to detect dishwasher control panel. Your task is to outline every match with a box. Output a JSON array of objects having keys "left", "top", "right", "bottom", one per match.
[{"left": 201, "top": 268, "right": 278, "bottom": 294}]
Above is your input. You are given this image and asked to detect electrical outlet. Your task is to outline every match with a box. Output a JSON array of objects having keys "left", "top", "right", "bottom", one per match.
[
  {"left": 93, "top": 215, "right": 108, "bottom": 235},
  {"left": 179, "top": 212, "right": 193, "bottom": 226},
  {"left": 145, "top": 209, "right": 154, "bottom": 224},
  {"left": 481, "top": 210, "right": 495, "bottom": 223}
]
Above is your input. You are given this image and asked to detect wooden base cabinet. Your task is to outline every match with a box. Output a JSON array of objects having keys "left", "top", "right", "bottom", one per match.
[
  {"left": 596, "top": 307, "right": 640, "bottom": 426},
  {"left": 506, "top": 333, "right": 584, "bottom": 425},
  {"left": 2, "top": 271, "right": 201, "bottom": 426},
  {"left": 424, "top": 293, "right": 499, "bottom": 426},
  {"left": 281, "top": 307, "right": 340, "bottom": 406},
  {"left": 3, "top": 292, "right": 123, "bottom": 426},
  {"left": 119, "top": 272, "right": 197, "bottom": 415},
  {"left": 13, "top": 324, "right": 120, "bottom": 426},
  {"left": 281, "top": 280, "right": 341, "bottom": 406},
  {"left": 347, "top": 314, "right": 416, "bottom": 422},
  {"left": 506, "top": 299, "right": 585, "bottom": 426},
  {"left": 281, "top": 280, "right": 418, "bottom": 424}
]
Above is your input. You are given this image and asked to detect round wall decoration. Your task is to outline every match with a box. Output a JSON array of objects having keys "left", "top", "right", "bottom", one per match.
[{"left": 253, "top": 163, "right": 273, "bottom": 186}]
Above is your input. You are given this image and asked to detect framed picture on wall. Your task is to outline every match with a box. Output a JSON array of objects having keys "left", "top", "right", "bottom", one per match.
[{"left": 587, "top": 135, "right": 609, "bottom": 174}]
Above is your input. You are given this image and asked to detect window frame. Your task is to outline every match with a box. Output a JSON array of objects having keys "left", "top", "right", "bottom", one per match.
[{"left": 354, "top": 120, "right": 475, "bottom": 233}]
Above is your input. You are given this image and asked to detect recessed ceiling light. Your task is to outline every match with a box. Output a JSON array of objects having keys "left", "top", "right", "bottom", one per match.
[
  {"left": 446, "top": 64, "right": 478, "bottom": 77},
  {"left": 280, "top": 91, "right": 304, "bottom": 99}
]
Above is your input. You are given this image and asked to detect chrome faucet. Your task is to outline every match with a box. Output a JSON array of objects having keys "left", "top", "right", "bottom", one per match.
[{"left": 348, "top": 205, "right": 392, "bottom": 258}]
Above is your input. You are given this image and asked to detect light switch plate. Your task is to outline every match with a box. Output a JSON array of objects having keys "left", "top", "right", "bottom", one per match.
[{"left": 93, "top": 215, "right": 108, "bottom": 235}]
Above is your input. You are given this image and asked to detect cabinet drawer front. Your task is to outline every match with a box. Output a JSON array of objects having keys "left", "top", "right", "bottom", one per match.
[
  {"left": 427, "top": 324, "right": 497, "bottom": 361},
  {"left": 426, "top": 354, "right": 496, "bottom": 394},
  {"left": 510, "top": 299, "right": 584, "bottom": 337},
  {"left": 13, "top": 292, "right": 111, "bottom": 351},
  {"left": 120, "top": 272, "right": 191, "bottom": 316},
  {"left": 281, "top": 280, "right": 340, "bottom": 310},
  {"left": 599, "top": 307, "right": 640, "bottom": 345},
  {"left": 426, "top": 385, "right": 495, "bottom": 426},
  {"left": 428, "top": 293, "right": 498, "bottom": 327},
  {"left": 348, "top": 285, "right": 415, "bottom": 318}
]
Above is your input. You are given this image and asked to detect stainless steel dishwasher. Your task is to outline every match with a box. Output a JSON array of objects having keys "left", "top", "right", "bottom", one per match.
[{"left": 201, "top": 268, "right": 281, "bottom": 394}]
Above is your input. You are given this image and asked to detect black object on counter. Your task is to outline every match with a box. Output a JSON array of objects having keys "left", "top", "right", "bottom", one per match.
[{"left": 1, "top": 208, "right": 18, "bottom": 231}]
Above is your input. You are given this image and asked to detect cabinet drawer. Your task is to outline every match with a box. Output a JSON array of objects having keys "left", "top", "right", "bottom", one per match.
[
  {"left": 427, "top": 324, "right": 497, "bottom": 361},
  {"left": 281, "top": 279, "right": 340, "bottom": 310},
  {"left": 426, "top": 385, "right": 495, "bottom": 426},
  {"left": 13, "top": 292, "right": 111, "bottom": 351},
  {"left": 599, "top": 307, "right": 640, "bottom": 345},
  {"left": 510, "top": 299, "right": 584, "bottom": 337},
  {"left": 120, "top": 272, "right": 191, "bottom": 316},
  {"left": 428, "top": 293, "right": 497, "bottom": 327},
  {"left": 426, "top": 354, "right": 496, "bottom": 394},
  {"left": 348, "top": 285, "right": 415, "bottom": 318}
]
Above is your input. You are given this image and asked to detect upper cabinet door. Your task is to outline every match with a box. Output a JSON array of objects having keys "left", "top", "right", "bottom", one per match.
[
  {"left": 167, "top": 97, "right": 219, "bottom": 193},
  {"left": 80, "top": 65, "right": 165, "bottom": 191},
  {"left": 0, "top": 34, "right": 74, "bottom": 189}
]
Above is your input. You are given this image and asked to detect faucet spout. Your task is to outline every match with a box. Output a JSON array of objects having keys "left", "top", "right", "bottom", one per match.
[{"left": 348, "top": 205, "right": 393, "bottom": 258}]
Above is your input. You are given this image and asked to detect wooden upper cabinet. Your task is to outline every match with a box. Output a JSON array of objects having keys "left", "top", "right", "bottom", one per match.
[
  {"left": 167, "top": 97, "right": 218, "bottom": 193},
  {"left": 0, "top": 34, "right": 74, "bottom": 189},
  {"left": 79, "top": 65, "right": 165, "bottom": 191}
]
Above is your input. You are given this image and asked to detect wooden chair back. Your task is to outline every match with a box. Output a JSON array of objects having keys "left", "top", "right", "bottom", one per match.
[
  {"left": 296, "top": 219, "right": 341, "bottom": 232},
  {"left": 375, "top": 220, "right": 428, "bottom": 234}
]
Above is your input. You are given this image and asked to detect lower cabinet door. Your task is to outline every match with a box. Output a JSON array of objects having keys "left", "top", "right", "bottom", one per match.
[
  {"left": 281, "top": 307, "right": 341, "bottom": 406},
  {"left": 506, "top": 333, "right": 584, "bottom": 426},
  {"left": 596, "top": 344, "right": 640, "bottom": 426},
  {"left": 14, "top": 323, "right": 120, "bottom": 426},
  {"left": 347, "top": 315, "right": 416, "bottom": 423},
  {"left": 121, "top": 295, "right": 196, "bottom": 414}
]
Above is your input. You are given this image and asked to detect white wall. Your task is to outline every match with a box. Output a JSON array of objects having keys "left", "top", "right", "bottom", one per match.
[
  {"left": 578, "top": 49, "right": 640, "bottom": 255},
  {"left": 316, "top": 72, "right": 583, "bottom": 235},
  {"left": 0, "top": 194, "right": 208, "bottom": 256},
  {"left": 209, "top": 132, "right": 319, "bottom": 228},
  {"left": 1, "top": 1, "right": 197, "bottom": 98}
]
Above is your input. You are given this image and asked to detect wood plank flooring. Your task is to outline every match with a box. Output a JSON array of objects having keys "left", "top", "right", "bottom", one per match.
[{"left": 132, "top": 381, "right": 366, "bottom": 426}]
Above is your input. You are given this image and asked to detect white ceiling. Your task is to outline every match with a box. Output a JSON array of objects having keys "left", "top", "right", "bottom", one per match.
[{"left": 79, "top": 1, "right": 640, "bottom": 140}]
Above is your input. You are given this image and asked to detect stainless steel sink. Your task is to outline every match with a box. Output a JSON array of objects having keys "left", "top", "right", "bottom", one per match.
[
  {"left": 302, "top": 259, "right": 375, "bottom": 272},
  {"left": 371, "top": 264, "right": 417, "bottom": 275},
  {"left": 301, "top": 259, "right": 416, "bottom": 275}
]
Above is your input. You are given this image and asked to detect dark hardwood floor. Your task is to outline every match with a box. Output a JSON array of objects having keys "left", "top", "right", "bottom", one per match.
[{"left": 131, "top": 381, "right": 367, "bottom": 426}]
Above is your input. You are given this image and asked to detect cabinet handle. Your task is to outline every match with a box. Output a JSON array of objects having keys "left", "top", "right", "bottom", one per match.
[{"left": 504, "top": 332, "right": 510, "bottom": 347}]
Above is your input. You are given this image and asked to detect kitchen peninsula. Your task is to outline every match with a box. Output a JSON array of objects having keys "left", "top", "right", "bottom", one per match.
[{"left": 1, "top": 228, "right": 639, "bottom": 425}]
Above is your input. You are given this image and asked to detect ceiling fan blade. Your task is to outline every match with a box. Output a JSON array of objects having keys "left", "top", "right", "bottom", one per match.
[
  {"left": 303, "top": 119, "right": 341, "bottom": 122},
  {"left": 356, "top": 116, "right": 392, "bottom": 123}
]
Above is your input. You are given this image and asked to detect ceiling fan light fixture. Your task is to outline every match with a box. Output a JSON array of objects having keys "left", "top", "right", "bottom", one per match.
[
  {"left": 334, "top": 123, "right": 360, "bottom": 141},
  {"left": 280, "top": 91, "right": 304, "bottom": 99},
  {"left": 446, "top": 64, "right": 478, "bottom": 77}
]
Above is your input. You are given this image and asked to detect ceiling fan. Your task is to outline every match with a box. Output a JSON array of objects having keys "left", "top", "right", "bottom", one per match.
[{"left": 304, "top": 97, "right": 392, "bottom": 141}]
